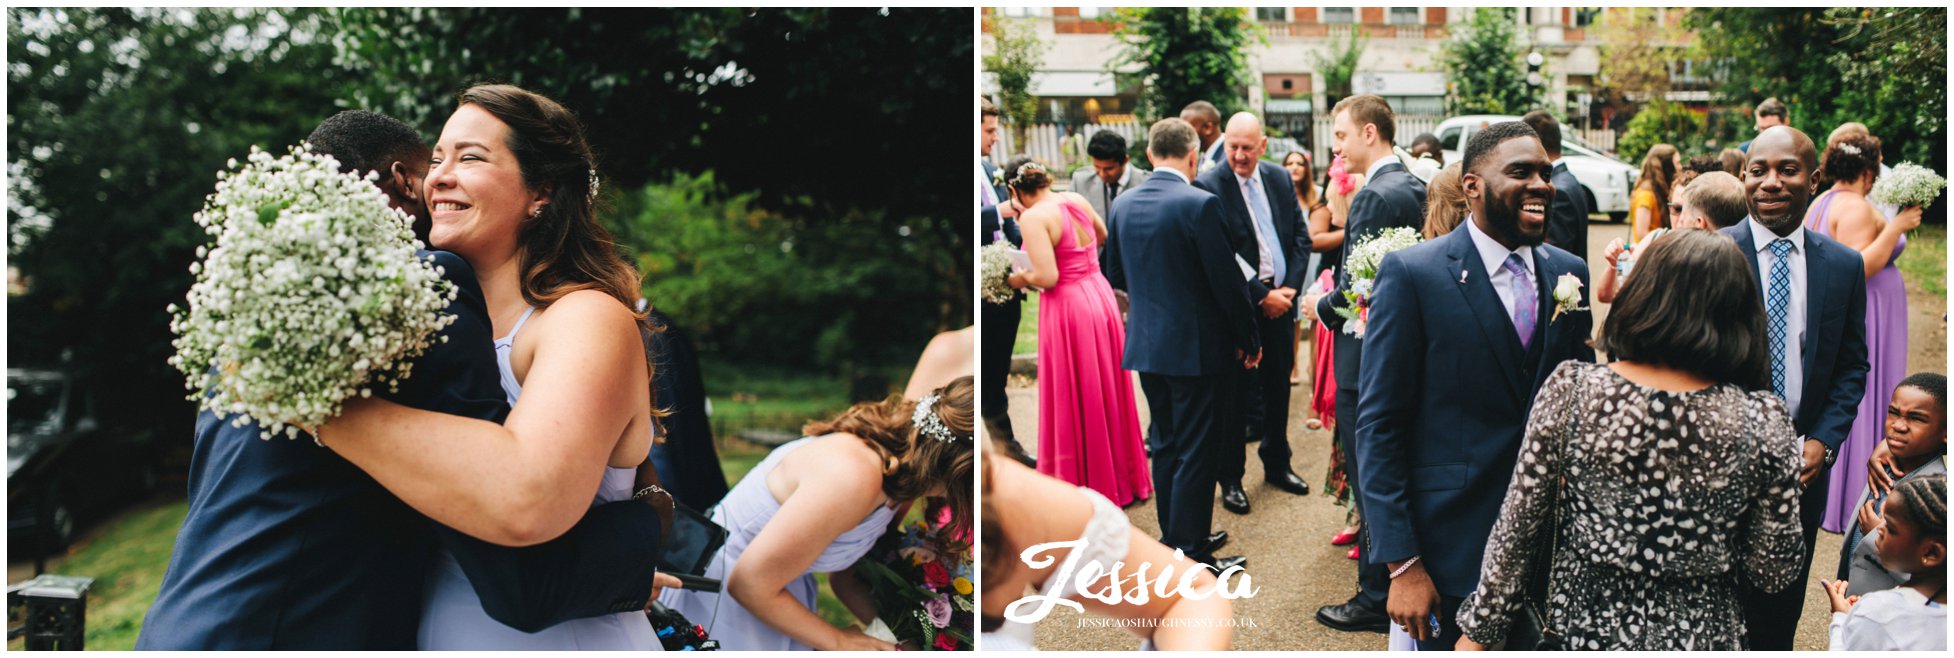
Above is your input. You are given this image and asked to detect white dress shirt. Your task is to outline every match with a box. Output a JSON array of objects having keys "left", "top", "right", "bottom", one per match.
[
  {"left": 1748, "top": 217, "right": 1808, "bottom": 416},
  {"left": 977, "top": 159, "right": 997, "bottom": 207},
  {"left": 1828, "top": 588, "right": 1947, "bottom": 651},
  {"left": 1234, "top": 169, "right": 1277, "bottom": 280},
  {"left": 1465, "top": 216, "right": 1537, "bottom": 323}
]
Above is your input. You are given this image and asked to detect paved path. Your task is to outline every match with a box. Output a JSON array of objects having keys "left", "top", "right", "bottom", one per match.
[{"left": 999, "top": 221, "right": 1864, "bottom": 650}]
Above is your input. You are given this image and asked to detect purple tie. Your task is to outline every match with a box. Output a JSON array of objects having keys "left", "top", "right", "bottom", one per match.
[{"left": 1503, "top": 253, "right": 1536, "bottom": 349}]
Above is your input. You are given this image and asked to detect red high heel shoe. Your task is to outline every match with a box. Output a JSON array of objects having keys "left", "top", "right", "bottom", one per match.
[
  {"left": 1330, "top": 530, "right": 1358, "bottom": 546},
  {"left": 1346, "top": 545, "right": 1360, "bottom": 560}
]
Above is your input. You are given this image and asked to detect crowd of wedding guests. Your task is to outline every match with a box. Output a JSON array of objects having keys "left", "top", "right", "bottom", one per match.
[{"left": 978, "top": 90, "right": 1944, "bottom": 650}]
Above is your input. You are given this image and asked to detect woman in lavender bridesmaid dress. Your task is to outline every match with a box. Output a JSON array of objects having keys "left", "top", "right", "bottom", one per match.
[
  {"left": 1803, "top": 134, "right": 1922, "bottom": 532},
  {"left": 1001, "top": 157, "right": 1151, "bottom": 508}
]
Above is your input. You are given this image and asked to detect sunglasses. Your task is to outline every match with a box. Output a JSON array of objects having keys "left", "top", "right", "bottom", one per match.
[{"left": 1668, "top": 203, "right": 1684, "bottom": 216}]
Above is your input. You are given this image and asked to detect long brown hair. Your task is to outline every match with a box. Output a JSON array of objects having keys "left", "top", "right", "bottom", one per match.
[
  {"left": 1283, "top": 151, "right": 1319, "bottom": 208},
  {"left": 1422, "top": 162, "right": 1467, "bottom": 239},
  {"left": 1637, "top": 143, "right": 1679, "bottom": 230},
  {"left": 803, "top": 376, "right": 974, "bottom": 538},
  {"left": 456, "top": 84, "right": 645, "bottom": 317}
]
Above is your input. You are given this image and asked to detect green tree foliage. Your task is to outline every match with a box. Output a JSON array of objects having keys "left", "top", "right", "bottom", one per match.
[
  {"left": 982, "top": 16, "right": 1044, "bottom": 146},
  {"left": 1436, "top": 8, "right": 1540, "bottom": 116},
  {"left": 1309, "top": 26, "right": 1365, "bottom": 106},
  {"left": 1687, "top": 7, "right": 1946, "bottom": 170},
  {"left": 1617, "top": 100, "right": 1705, "bottom": 165},
  {"left": 1109, "top": 7, "right": 1258, "bottom": 121},
  {"left": 8, "top": 8, "right": 348, "bottom": 422}
]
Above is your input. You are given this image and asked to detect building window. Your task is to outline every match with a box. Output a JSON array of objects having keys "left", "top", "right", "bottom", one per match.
[
  {"left": 1575, "top": 8, "right": 1601, "bottom": 27},
  {"left": 1077, "top": 7, "right": 1100, "bottom": 19},
  {"left": 1282, "top": 79, "right": 1293, "bottom": 90},
  {"left": 1388, "top": 7, "right": 1420, "bottom": 25},
  {"left": 1255, "top": 7, "right": 1287, "bottom": 22},
  {"left": 1000, "top": 7, "right": 1036, "bottom": 18},
  {"left": 1324, "top": 7, "right": 1355, "bottom": 24}
]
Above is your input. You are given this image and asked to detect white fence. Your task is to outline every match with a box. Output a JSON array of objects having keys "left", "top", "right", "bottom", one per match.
[{"left": 995, "top": 117, "right": 1618, "bottom": 182}]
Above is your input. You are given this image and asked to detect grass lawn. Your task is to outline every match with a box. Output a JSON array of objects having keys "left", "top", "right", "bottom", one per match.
[
  {"left": 1896, "top": 223, "right": 1945, "bottom": 297},
  {"left": 1013, "top": 291, "right": 1039, "bottom": 355}
]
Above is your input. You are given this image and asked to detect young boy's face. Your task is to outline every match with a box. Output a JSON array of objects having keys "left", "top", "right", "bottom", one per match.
[
  {"left": 1674, "top": 199, "right": 1707, "bottom": 231},
  {"left": 1885, "top": 385, "right": 1946, "bottom": 464},
  {"left": 1874, "top": 490, "right": 1945, "bottom": 574}
]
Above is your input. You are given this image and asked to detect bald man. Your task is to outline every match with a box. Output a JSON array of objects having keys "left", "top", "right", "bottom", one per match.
[
  {"left": 1723, "top": 125, "right": 1870, "bottom": 650},
  {"left": 1194, "top": 112, "right": 1313, "bottom": 514}
]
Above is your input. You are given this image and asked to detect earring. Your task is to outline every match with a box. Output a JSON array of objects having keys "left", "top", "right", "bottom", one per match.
[{"left": 528, "top": 207, "right": 542, "bottom": 219}]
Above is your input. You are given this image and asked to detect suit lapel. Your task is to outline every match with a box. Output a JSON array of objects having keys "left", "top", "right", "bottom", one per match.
[
  {"left": 1525, "top": 246, "right": 1554, "bottom": 372},
  {"left": 1800, "top": 232, "right": 1825, "bottom": 382},
  {"left": 1258, "top": 164, "right": 1294, "bottom": 249},
  {"left": 1445, "top": 229, "right": 1527, "bottom": 399}
]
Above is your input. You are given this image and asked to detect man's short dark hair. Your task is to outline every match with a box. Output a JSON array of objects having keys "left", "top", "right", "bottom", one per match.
[
  {"left": 1330, "top": 94, "right": 1397, "bottom": 145},
  {"left": 1086, "top": 130, "right": 1129, "bottom": 162},
  {"left": 981, "top": 96, "right": 999, "bottom": 118},
  {"left": 1462, "top": 121, "right": 1540, "bottom": 175},
  {"left": 1409, "top": 132, "right": 1443, "bottom": 155},
  {"left": 1179, "top": 100, "right": 1220, "bottom": 125},
  {"left": 1756, "top": 97, "right": 1788, "bottom": 121},
  {"left": 1519, "top": 111, "right": 1561, "bottom": 157},
  {"left": 306, "top": 110, "right": 424, "bottom": 177},
  {"left": 1148, "top": 118, "right": 1198, "bottom": 159}
]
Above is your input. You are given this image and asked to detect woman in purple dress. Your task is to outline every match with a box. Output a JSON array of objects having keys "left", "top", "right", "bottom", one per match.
[
  {"left": 1803, "top": 134, "right": 1924, "bottom": 532},
  {"left": 1003, "top": 156, "right": 1151, "bottom": 508}
]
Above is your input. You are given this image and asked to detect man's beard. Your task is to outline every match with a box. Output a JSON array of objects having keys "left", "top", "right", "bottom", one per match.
[
  {"left": 1483, "top": 194, "right": 1545, "bottom": 247},
  {"left": 1752, "top": 202, "right": 1806, "bottom": 235}
]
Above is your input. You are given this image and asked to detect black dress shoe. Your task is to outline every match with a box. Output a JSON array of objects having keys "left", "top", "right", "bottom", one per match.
[
  {"left": 1219, "top": 482, "right": 1250, "bottom": 515},
  {"left": 1202, "top": 554, "right": 1248, "bottom": 572},
  {"left": 1265, "top": 469, "right": 1311, "bottom": 496},
  {"left": 1315, "top": 598, "right": 1390, "bottom": 633},
  {"left": 1201, "top": 530, "right": 1229, "bottom": 555}
]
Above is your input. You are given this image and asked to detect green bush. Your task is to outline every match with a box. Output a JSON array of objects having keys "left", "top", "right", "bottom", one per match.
[{"left": 1618, "top": 101, "right": 1705, "bottom": 165}]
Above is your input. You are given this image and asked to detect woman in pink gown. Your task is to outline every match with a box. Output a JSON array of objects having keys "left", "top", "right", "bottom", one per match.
[
  {"left": 1803, "top": 134, "right": 1922, "bottom": 532},
  {"left": 1002, "top": 157, "right": 1151, "bottom": 507}
]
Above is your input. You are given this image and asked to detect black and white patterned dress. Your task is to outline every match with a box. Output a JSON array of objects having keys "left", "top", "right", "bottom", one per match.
[{"left": 1455, "top": 361, "right": 1805, "bottom": 650}]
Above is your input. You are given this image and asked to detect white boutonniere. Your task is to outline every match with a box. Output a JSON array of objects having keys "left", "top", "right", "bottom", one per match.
[
  {"left": 1551, "top": 273, "right": 1588, "bottom": 322},
  {"left": 989, "top": 166, "right": 1005, "bottom": 189},
  {"left": 1198, "top": 158, "right": 1216, "bottom": 175}
]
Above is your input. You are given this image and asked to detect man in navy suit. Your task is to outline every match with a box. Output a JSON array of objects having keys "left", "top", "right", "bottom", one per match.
[
  {"left": 1180, "top": 100, "right": 1225, "bottom": 168},
  {"left": 139, "top": 111, "right": 669, "bottom": 649},
  {"left": 1102, "top": 117, "right": 1259, "bottom": 571},
  {"left": 1195, "top": 112, "right": 1312, "bottom": 516},
  {"left": 1726, "top": 126, "right": 1869, "bottom": 650},
  {"left": 1300, "top": 94, "right": 1428, "bottom": 634},
  {"left": 1354, "top": 121, "right": 1595, "bottom": 649},
  {"left": 1521, "top": 111, "right": 1589, "bottom": 264},
  {"left": 979, "top": 97, "right": 1034, "bottom": 467}
]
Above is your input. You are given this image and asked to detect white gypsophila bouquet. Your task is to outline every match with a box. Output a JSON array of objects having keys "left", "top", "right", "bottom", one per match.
[
  {"left": 979, "top": 242, "right": 1017, "bottom": 304},
  {"left": 1334, "top": 226, "right": 1422, "bottom": 338},
  {"left": 1869, "top": 163, "right": 1948, "bottom": 209},
  {"left": 167, "top": 144, "right": 457, "bottom": 441}
]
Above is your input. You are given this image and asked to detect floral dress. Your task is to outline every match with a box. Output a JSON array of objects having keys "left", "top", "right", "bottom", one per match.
[{"left": 1455, "top": 361, "right": 1805, "bottom": 650}]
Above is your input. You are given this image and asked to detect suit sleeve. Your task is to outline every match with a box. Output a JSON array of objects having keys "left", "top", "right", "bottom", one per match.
[
  {"left": 437, "top": 501, "right": 663, "bottom": 633},
  {"left": 1102, "top": 204, "right": 1126, "bottom": 291},
  {"left": 1812, "top": 256, "right": 1870, "bottom": 449},
  {"left": 1354, "top": 251, "right": 1424, "bottom": 564},
  {"left": 1191, "top": 195, "right": 1260, "bottom": 356},
  {"left": 1315, "top": 189, "right": 1385, "bottom": 330}
]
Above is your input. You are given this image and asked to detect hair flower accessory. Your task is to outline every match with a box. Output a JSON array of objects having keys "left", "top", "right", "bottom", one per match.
[
  {"left": 1838, "top": 143, "right": 1862, "bottom": 156},
  {"left": 912, "top": 393, "right": 964, "bottom": 443}
]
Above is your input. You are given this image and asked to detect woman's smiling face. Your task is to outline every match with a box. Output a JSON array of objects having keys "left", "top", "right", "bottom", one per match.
[{"left": 425, "top": 104, "right": 542, "bottom": 260}]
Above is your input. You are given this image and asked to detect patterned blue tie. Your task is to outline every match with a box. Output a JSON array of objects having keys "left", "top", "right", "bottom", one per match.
[
  {"left": 1766, "top": 239, "right": 1794, "bottom": 400},
  {"left": 1244, "top": 175, "right": 1285, "bottom": 281},
  {"left": 1503, "top": 254, "right": 1536, "bottom": 349}
]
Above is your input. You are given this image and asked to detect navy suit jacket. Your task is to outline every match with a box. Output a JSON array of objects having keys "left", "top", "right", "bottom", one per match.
[
  {"left": 1719, "top": 223, "right": 1869, "bottom": 448},
  {"left": 1546, "top": 162, "right": 1589, "bottom": 264},
  {"left": 1102, "top": 173, "right": 1259, "bottom": 377},
  {"left": 140, "top": 251, "right": 663, "bottom": 649},
  {"left": 1355, "top": 228, "right": 1596, "bottom": 596},
  {"left": 1314, "top": 161, "right": 1427, "bottom": 390},
  {"left": 1194, "top": 160, "right": 1311, "bottom": 314}
]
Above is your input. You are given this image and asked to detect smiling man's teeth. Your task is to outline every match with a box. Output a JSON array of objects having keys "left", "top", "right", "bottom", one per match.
[{"left": 435, "top": 202, "right": 468, "bottom": 211}]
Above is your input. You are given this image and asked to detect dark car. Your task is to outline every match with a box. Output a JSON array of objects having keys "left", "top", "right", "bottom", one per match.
[{"left": 7, "top": 368, "right": 161, "bottom": 555}]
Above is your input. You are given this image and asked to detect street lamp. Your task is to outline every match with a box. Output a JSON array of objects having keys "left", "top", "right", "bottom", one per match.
[{"left": 1526, "top": 51, "right": 1545, "bottom": 89}]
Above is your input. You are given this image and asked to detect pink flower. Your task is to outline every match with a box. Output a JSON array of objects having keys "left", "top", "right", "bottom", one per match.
[
  {"left": 925, "top": 595, "right": 952, "bottom": 628},
  {"left": 934, "top": 633, "right": 959, "bottom": 651},
  {"left": 1329, "top": 155, "right": 1356, "bottom": 196}
]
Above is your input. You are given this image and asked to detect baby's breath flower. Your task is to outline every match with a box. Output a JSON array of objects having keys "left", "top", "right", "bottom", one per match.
[
  {"left": 168, "top": 144, "right": 456, "bottom": 443},
  {"left": 1869, "top": 162, "right": 1948, "bottom": 210},
  {"left": 979, "top": 243, "right": 1017, "bottom": 304},
  {"left": 1335, "top": 226, "right": 1422, "bottom": 338}
]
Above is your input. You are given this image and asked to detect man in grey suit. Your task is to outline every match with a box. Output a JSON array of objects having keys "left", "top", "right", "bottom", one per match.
[{"left": 1070, "top": 130, "right": 1149, "bottom": 223}]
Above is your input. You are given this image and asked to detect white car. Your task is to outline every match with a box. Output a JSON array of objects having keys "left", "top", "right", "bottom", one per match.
[{"left": 1435, "top": 115, "right": 1636, "bottom": 222}]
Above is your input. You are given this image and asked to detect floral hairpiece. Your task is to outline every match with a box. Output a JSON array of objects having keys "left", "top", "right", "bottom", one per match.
[
  {"left": 912, "top": 393, "right": 965, "bottom": 443},
  {"left": 1838, "top": 143, "right": 1862, "bottom": 156},
  {"left": 1011, "top": 161, "right": 1048, "bottom": 184}
]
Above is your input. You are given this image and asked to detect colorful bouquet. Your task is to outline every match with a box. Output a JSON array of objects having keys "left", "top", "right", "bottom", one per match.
[
  {"left": 858, "top": 513, "right": 974, "bottom": 650},
  {"left": 979, "top": 242, "right": 1017, "bottom": 304},
  {"left": 1333, "top": 226, "right": 1422, "bottom": 338},
  {"left": 1869, "top": 162, "right": 1947, "bottom": 210},
  {"left": 167, "top": 145, "right": 455, "bottom": 441}
]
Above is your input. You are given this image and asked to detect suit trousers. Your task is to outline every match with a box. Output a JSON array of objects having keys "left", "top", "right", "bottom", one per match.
[
  {"left": 1340, "top": 392, "right": 1390, "bottom": 612},
  {"left": 1740, "top": 462, "right": 1830, "bottom": 650},
  {"left": 1139, "top": 371, "right": 1234, "bottom": 561},
  {"left": 1221, "top": 312, "right": 1297, "bottom": 483},
  {"left": 979, "top": 298, "right": 1023, "bottom": 442}
]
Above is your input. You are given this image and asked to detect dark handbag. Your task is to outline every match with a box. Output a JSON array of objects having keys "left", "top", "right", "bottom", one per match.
[
  {"left": 1504, "top": 372, "right": 1584, "bottom": 651},
  {"left": 659, "top": 500, "right": 728, "bottom": 577}
]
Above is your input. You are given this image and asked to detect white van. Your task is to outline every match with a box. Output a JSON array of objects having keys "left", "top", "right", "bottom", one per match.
[{"left": 1435, "top": 115, "right": 1636, "bottom": 222}]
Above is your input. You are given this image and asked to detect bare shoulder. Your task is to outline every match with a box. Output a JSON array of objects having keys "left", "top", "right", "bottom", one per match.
[
  {"left": 788, "top": 433, "right": 886, "bottom": 496},
  {"left": 529, "top": 289, "right": 641, "bottom": 350}
]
